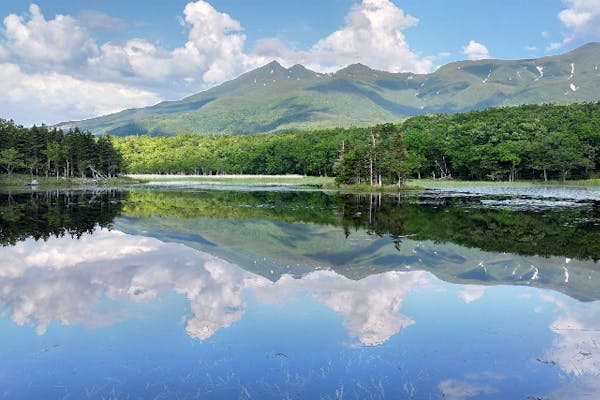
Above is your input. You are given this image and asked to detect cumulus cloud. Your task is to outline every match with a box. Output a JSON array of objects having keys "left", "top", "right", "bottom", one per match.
[
  {"left": 0, "top": 1, "right": 436, "bottom": 124},
  {"left": 0, "top": 62, "right": 160, "bottom": 125},
  {"left": 249, "top": 0, "right": 436, "bottom": 73},
  {"left": 550, "top": 0, "right": 600, "bottom": 49},
  {"left": 178, "top": 0, "right": 248, "bottom": 83},
  {"left": 462, "top": 40, "right": 491, "bottom": 60},
  {"left": 0, "top": 230, "right": 269, "bottom": 336},
  {"left": 558, "top": 0, "right": 600, "bottom": 36},
  {"left": 304, "top": 0, "right": 433, "bottom": 73},
  {"left": 0, "top": 4, "right": 97, "bottom": 71}
]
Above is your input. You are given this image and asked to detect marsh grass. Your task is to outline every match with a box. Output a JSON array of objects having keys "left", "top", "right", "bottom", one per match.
[
  {"left": 0, "top": 173, "right": 141, "bottom": 191},
  {"left": 129, "top": 174, "right": 335, "bottom": 188},
  {"left": 408, "top": 178, "right": 600, "bottom": 187}
]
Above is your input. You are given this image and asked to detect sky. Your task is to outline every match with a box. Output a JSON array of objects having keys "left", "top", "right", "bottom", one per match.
[{"left": 0, "top": 0, "right": 599, "bottom": 125}]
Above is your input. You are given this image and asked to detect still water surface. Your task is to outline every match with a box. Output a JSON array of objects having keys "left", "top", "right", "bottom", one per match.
[{"left": 0, "top": 186, "right": 599, "bottom": 399}]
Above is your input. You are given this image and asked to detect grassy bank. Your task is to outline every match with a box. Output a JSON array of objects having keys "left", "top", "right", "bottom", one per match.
[
  {"left": 127, "top": 174, "right": 335, "bottom": 188},
  {"left": 128, "top": 174, "right": 426, "bottom": 192},
  {"left": 410, "top": 178, "right": 600, "bottom": 187},
  {"left": 0, "top": 173, "right": 142, "bottom": 191}
]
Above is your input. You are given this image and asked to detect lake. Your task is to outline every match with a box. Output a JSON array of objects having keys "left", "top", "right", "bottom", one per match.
[{"left": 1, "top": 185, "right": 599, "bottom": 399}]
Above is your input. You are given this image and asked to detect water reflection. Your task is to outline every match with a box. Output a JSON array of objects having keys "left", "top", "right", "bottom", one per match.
[
  {"left": 255, "top": 270, "right": 430, "bottom": 346},
  {"left": 543, "top": 295, "right": 600, "bottom": 376},
  {"left": 0, "top": 230, "right": 262, "bottom": 338},
  {"left": 1, "top": 185, "right": 599, "bottom": 398},
  {"left": 2, "top": 188, "right": 598, "bottom": 301},
  {"left": 0, "top": 229, "right": 430, "bottom": 344},
  {"left": 0, "top": 190, "right": 125, "bottom": 246}
]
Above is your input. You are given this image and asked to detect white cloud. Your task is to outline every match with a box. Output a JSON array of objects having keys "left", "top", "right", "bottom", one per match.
[
  {"left": 541, "top": 295, "right": 600, "bottom": 377},
  {"left": 0, "top": 1, "right": 437, "bottom": 124},
  {"left": 0, "top": 230, "right": 268, "bottom": 336},
  {"left": 533, "top": 295, "right": 600, "bottom": 399},
  {"left": 0, "top": 62, "right": 160, "bottom": 125},
  {"left": 551, "top": 0, "right": 600, "bottom": 49},
  {"left": 462, "top": 40, "right": 491, "bottom": 61},
  {"left": 249, "top": 0, "right": 435, "bottom": 73},
  {"left": 0, "top": 4, "right": 97, "bottom": 71},
  {"left": 305, "top": 0, "right": 433, "bottom": 73},
  {"left": 77, "top": 10, "right": 127, "bottom": 31},
  {"left": 178, "top": 0, "right": 248, "bottom": 84}
]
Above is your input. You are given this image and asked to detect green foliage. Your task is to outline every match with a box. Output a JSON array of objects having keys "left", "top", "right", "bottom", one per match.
[
  {"left": 334, "top": 123, "right": 405, "bottom": 186},
  {"left": 400, "top": 102, "right": 600, "bottom": 181},
  {"left": 121, "top": 189, "right": 600, "bottom": 262},
  {"left": 114, "top": 127, "right": 358, "bottom": 176},
  {"left": 0, "top": 148, "right": 25, "bottom": 175},
  {"left": 112, "top": 102, "right": 600, "bottom": 183},
  {"left": 5, "top": 101, "right": 599, "bottom": 184},
  {"left": 0, "top": 120, "right": 124, "bottom": 180}
]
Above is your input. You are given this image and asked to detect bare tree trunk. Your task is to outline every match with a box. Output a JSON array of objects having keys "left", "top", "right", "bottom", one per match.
[{"left": 543, "top": 167, "right": 547, "bottom": 182}]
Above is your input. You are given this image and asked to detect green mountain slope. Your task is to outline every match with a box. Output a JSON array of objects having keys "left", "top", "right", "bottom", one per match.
[{"left": 58, "top": 43, "right": 600, "bottom": 136}]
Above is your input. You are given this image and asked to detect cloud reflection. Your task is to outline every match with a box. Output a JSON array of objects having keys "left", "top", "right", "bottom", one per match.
[
  {"left": 458, "top": 285, "right": 486, "bottom": 304},
  {"left": 0, "top": 229, "right": 430, "bottom": 344},
  {"left": 541, "top": 294, "right": 600, "bottom": 376},
  {"left": 257, "top": 270, "right": 430, "bottom": 346},
  {"left": 538, "top": 294, "right": 600, "bottom": 399}
]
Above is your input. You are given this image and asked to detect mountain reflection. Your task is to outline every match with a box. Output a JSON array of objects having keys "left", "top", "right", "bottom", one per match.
[
  {"left": 2, "top": 188, "right": 598, "bottom": 303},
  {"left": 0, "top": 229, "right": 430, "bottom": 344},
  {"left": 124, "top": 189, "right": 600, "bottom": 261}
]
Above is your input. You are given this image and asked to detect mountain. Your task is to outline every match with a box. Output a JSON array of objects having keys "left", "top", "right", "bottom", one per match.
[{"left": 58, "top": 43, "right": 600, "bottom": 136}]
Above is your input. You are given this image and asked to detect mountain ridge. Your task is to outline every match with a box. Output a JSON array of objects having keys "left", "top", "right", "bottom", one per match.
[{"left": 58, "top": 42, "right": 600, "bottom": 136}]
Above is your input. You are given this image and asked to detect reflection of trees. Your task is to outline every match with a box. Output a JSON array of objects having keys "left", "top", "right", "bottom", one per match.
[
  {"left": 0, "top": 190, "right": 126, "bottom": 245},
  {"left": 338, "top": 193, "right": 600, "bottom": 262},
  {"left": 123, "top": 189, "right": 599, "bottom": 261}
]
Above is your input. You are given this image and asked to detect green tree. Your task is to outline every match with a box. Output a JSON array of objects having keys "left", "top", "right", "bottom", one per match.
[{"left": 0, "top": 148, "right": 25, "bottom": 175}]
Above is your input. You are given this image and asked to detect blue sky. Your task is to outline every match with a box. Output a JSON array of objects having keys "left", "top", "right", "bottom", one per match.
[{"left": 0, "top": 0, "right": 599, "bottom": 125}]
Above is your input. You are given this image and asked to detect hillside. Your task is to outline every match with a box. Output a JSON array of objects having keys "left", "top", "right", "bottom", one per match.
[{"left": 58, "top": 43, "right": 600, "bottom": 136}]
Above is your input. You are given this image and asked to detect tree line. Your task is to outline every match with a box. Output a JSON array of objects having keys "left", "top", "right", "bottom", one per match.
[
  {"left": 0, "top": 120, "right": 123, "bottom": 178},
  {"left": 114, "top": 102, "right": 600, "bottom": 183},
  {"left": 2, "top": 102, "right": 599, "bottom": 183},
  {"left": 400, "top": 102, "right": 600, "bottom": 181}
]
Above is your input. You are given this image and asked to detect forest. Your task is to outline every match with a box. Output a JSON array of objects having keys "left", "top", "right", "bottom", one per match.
[
  {"left": 1, "top": 102, "right": 599, "bottom": 183},
  {"left": 114, "top": 102, "right": 600, "bottom": 183},
  {"left": 0, "top": 120, "right": 123, "bottom": 179}
]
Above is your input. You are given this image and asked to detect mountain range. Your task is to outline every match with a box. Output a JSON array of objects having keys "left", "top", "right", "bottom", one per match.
[{"left": 58, "top": 42, "right": 600, "bottom": 136}]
